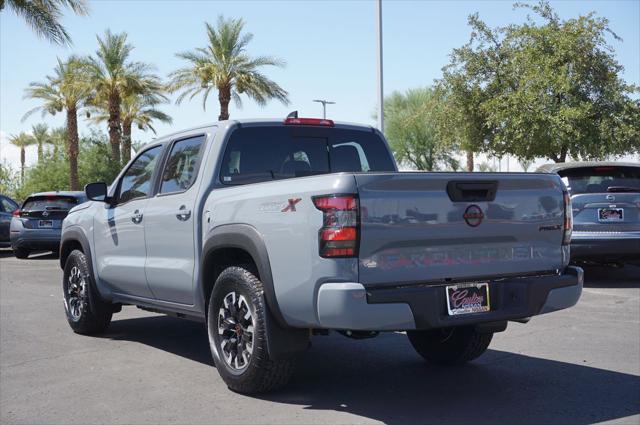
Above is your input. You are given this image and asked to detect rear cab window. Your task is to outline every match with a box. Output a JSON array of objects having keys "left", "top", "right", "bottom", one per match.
[
  {"left": 219, "top": 126, "right": 395, "bottom": 185},
  {"left": 559, "top": 166, "right": 640, "bottom": 194},
  {"left": 160, "top": 135, "right": 205, "bottom": 194}
]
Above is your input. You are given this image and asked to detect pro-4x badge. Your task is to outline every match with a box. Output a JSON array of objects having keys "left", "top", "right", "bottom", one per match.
[{"left": 281, "top": 198, "right": 302, "bottom": 212}]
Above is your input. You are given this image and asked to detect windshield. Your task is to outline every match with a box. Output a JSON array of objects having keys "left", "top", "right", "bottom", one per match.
[
  {"left": 220, "top": 126, "right": 396, "bottom": 185},
  {"left": 22, "top": 196, "right": 80, "bottom": 211},
  {"left": 559, "top": 166, "right": 640, "bottom": 194}
]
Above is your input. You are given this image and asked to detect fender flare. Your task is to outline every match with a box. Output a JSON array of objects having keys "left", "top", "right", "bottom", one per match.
[
  {"left": 201, "top": 224, "right": 309, "bottom": 360},
  {"left": 201, "top": 224, "right": 284, "bottom": 326},
  {"left": 59, "top": 227, "right": 112, "bottom": 301}
]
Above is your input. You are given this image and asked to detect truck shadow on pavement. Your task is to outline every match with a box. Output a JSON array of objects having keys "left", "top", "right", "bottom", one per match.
[
  {"left": 105, "top": 317, "right": 639, "bottom": 425},
  {"left": 582, "top": 264, "right": 640, "bottom": 288}
]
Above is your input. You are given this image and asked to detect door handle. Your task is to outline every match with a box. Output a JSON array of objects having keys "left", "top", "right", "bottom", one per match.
[
  {"left": 176, "top": 205, "right": 192, "bottom": 221},
  {"left": 131, "top": 209, "right": 143, "bottom": 224}
]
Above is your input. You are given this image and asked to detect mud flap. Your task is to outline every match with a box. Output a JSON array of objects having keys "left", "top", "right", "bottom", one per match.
[{"left": 264, "top": 303, "right": 310, "bottom": 361}]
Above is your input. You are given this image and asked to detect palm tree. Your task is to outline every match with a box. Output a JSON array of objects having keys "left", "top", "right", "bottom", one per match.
[
  {"left": 9, "top": 133, "right": 35, "bottom": 183},
  {"left": 168, "top": 16, "right": 289, "bottom": 121},
  {"left": 49, "top": 127, "right": 67, "bottom": 159},
  {"left": 30, "top": 123, "right": 52, "bottom": 162},
  {"left": 84, "top": 30, "right": 152, "bottom": 165},
  {"left": 89, "top": 88, "right": 172, "bottom": 163},
  {"left": 0, "top": 0, "right": 88, "bottom": 45},
  {"left": 23, "top": 57, "right": 90, "bottom": 190}
]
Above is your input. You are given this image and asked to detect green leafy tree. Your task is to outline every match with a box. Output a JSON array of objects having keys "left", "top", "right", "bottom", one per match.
[
  {"left": 23, "top": 57, "right": 91, "bottom": 190},
  {"left": 30, "top": 123, "right": 52, "bottom": 162},
  {"left": 16, "top": 131, "right": 120, "bottom": 199},
  {"left": 8, "top": 133, "right": 35, "bottom": 183},
  {"left": 85, "top": 30, "right": 154, "bottom": 165},
  {"left": 477, "top": 161, "right": 497, "bottom": 172},
  {"left": 49, "top": 126, "right": 67, "bottom": 158},
  {"left": 435, "top": 81, "right": 490, "bottom": 171},
  {"left": 0, "top": 0, "right": 88, "bottom": 45},
  {"left": 384, "top": 87, "right": 458, "bottom": 171},
  {"left": 438, "top": 1, "right": 640, "bottom": 163},
  {"left": 0, "top": 161, "right": 19, "bottom": 196},
  {"left": 168, "top": 16, "right": 289, "bottom": 121},
  {"left": 518, "top": 158, "right": 534, "bottom": 172}
]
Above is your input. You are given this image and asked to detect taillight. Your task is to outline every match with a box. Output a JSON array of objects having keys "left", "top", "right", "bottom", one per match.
[
  {"left": 284, "top": 117, "right": 334, "bottom": 127},
  {"left": 313, "top": 194, "right": 359, "bottom": 258},
  {"left": 12, "top": 209, "right": 20, "bottom": 217},
  {"left": 563, "top": 190, "right": 572, "bottom": 245}
]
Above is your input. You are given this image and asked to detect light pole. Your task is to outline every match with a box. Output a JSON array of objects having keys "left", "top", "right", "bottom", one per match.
[
  {"left": 312, "top": 99, "right": 335, "bottom": 119},
  {"left": 376, "top": 0, "right": 384, "bottom": 133}
]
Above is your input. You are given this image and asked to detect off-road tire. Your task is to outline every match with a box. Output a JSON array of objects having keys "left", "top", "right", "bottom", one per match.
[
  {"left": 207, "top": 266, "right": 295, "bottom": 394},
  {"left": 13, "top": 247, "right": 30, "bottom": 259},
  {"left": 62, "top": 250, "right": 112, "bottom": 334},
  {"left": 407, "top": 326, "right": 493, "bottom": 365}
]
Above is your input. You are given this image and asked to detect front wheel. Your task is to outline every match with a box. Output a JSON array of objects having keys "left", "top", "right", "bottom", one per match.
[
  {"left": 407, "top": 326, "right": 493, "bottom": 365},
  {"left": 62, "top": 250, "right": 112, "bottom": 334},
  {"left": 207, "top": 266, "right": 295, "bottom": 394}
]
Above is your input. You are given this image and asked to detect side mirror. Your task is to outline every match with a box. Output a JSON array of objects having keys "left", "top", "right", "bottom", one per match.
[{"left": 85, "top": 182, "right": 109, "bottom": 203}]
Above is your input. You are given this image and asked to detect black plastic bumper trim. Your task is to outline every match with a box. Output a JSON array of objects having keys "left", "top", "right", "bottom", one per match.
[{"left": 365, "top": 266, "right": 583, "bottom": 330}]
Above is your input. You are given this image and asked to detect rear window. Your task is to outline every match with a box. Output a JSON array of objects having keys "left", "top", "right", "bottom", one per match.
[
  {"left": 22, "top": 196, "right": 80, "bottom": 211},
  {"left": 219, "top": 126, "right": 395, "bottom": 185},
  {"left": 559, "top": 166, "right": 640, "bottom": 194}
]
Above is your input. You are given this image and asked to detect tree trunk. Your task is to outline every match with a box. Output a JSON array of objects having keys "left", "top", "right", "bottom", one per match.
[
  {"left": 122, "top": 118, "right": 132, "bottom": 164},
  {"left": 558, "top": 146, "right": 568, "bottom": 163},
  {"left": 218, "top": 86, "right": 231, "bottom": 121},
  {"left": 37, "top": 143, "right": 43, "bottom": 162},
  {"left": 108, "top": 91, "right": 122, "bottom": 165},
  {"left": 466, "top": 150, "right": 474, "bottom": 172},
  {"left": 66, "top": 106, "right": 80, "bottom": 191},
  {"left": 20, "top": 148, "right": 25, "bottom": 184}
]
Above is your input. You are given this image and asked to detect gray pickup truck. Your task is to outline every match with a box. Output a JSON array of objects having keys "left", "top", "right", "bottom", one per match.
[{"left": 60, "top": 116, "right": 583, "bottom": 393}]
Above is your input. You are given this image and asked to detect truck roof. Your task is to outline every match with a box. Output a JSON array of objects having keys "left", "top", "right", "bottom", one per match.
[{"left": 149, "top": 119, "right": 378, "bottom": 144}]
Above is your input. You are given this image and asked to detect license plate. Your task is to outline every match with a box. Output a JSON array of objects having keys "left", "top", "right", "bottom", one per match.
[
  {"left": 598, "top": 208, "right": 623, "bottom": 221},
  {"left": 446, "top": 282, "right": 490, "bottom": 316},
  {"left": 38, "top": 220, "right": 53, "bottom": 228}
]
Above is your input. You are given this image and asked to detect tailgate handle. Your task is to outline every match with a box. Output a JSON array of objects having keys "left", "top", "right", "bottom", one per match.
[{"left": 446, "top": 181, "right": 498, "bottom": 202}]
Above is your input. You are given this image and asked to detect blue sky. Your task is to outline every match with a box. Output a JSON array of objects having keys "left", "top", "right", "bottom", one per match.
[{"left": 1, "top": 0, "right": 639, "bottom": 168}]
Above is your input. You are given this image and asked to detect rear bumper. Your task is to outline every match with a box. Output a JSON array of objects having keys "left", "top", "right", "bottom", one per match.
[
  {"left": 10, "top": 228, "right": 62, "bottom": 251},
  {"left": 571, "top": 232, "right": 640, "bottom": 261},
  {"left": 316, "top": 267, "right": 583, "bottom": 331}
]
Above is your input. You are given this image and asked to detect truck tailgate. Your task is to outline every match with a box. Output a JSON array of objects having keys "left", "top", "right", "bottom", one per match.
[{"left": 356, "top": 173, "right": 568, "bottom": 285}]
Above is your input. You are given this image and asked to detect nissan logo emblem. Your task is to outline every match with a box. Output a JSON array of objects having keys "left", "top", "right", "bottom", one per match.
[
  {"left": 606, "top": 194, "right": 615, "bottom": 201},
  {"left": 42, "top": 210, "right": 49, "bottom": 217},
  {"left": 463, "top": 205, "right": 484, "bottom": 227}
]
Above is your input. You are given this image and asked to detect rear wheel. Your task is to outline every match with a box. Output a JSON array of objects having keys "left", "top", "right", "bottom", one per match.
[
  {"left": 13, "top": 247, "right": 30, "bottom": 259},
  {"left": 407, "top": 326, "right": 493, "bottom": 365},
  {"left": 62, "top": 250, "right": 112, "bottom": 334},
  {"left": 207, "top": 266, "right": 295, "bottom": 394}
]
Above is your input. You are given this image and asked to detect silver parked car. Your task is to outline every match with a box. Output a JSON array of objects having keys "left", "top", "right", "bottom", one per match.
[
  {"left": 537, "top": 161, "right": 640, "bottom": 264},
  {"left": 10, "top": 191, "right": 86, "bottom": 258}
]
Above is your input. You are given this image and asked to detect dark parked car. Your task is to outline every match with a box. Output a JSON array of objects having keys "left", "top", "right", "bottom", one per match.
[
  {"left": 0, "top": 195, "right": 20, "bottom": 248},
  {"left": 10, "top": 191, "right": 86, "bottom": 258},
  {"left": 537, "top": 161, "right": 640, "bottom": 264}
]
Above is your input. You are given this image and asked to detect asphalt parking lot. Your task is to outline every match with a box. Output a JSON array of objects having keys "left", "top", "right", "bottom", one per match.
[{"left": 0, "top": 250, "right": 638, "bottom": 425}]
